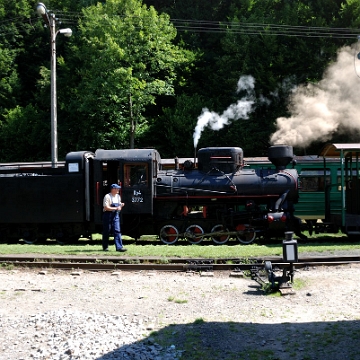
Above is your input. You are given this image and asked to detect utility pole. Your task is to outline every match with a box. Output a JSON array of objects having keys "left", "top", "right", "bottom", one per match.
[{"left": 36, "top": 3, "right": 72, "bottom": 168}]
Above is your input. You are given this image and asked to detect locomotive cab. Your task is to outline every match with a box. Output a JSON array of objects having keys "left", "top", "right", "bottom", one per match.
[{"left": 93, "top": 149, "right": 160, "bottom": 235}]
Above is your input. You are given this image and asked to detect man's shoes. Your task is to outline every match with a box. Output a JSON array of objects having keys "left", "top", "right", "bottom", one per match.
[
  {"left": 103, "top": 248, "right": 109, "bottom": 251},
  {"left": 117, "top": 248, "right": 127, "bottom": 252}
]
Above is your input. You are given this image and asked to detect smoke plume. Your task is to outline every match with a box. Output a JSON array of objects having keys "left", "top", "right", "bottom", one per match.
[
  {"left": 193, "top": 75, "right": 256, "bottom": 148},
  {"left": 270, "top": 46, "right": 360, "bottom": 147}
]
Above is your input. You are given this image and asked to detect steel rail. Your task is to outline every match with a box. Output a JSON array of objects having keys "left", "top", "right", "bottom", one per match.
[
  {"left": 0, "top": 255, "right": 359, "bottom": 271},
  {"left": 1, "top": 254, "right": 360, "bottom": 263}
]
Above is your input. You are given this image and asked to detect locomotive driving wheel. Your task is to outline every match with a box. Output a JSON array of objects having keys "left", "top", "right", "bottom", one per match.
[
  {"left": 21, "top": 228, "right": 38, "bottom": 245},
  {"left": 56, "top": 235, "right": 79, "bottom": 245},
  {"left": 55, "top": 228, "right": 79, "bottom": 245},
  {"left": 22, "top": 237, "right": 38, "bottom": 245},
  {"left": 236, "top": 224, "right": 256, "bottom": 244},
  {"left": 159, "top": 225, "right": 179, "bottom": 245},
  {"left": 185, "top": 225, "right": 204, "bottom": 244},
  {"left": 211, "top": 224, "right": 230, "bottom": 245}
]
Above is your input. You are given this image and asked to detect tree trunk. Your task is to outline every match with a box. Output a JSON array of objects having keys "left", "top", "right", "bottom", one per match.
[{"left": 129, "top": 92, "right": 135, "bottom": 149}]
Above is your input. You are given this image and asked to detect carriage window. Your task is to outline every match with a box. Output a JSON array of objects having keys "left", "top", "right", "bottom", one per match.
[
  {"left": 299, "top": 169, "right": 330, "bottom": 192},
  {"left": 337, "top": 169, "right": 360, "bottom": 191},
  {"left": 124, "top": 163, "right": 148, "bottom": 187},
  {"left": 337, "top": 177, "right": 343, "bottom": 191}
]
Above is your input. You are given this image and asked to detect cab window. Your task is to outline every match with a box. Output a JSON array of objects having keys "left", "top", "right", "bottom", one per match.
[{"left": 124, "top": 163, "right": 148, "bottom": 187}]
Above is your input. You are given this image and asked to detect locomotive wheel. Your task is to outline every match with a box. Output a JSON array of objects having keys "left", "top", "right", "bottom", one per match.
[
  {"left": 56, "top": 235, "right": 79, "bottom": 245},
  {"left": 185, "top": 225, "right": 204, "bottom": 244},
  {"left": 56, "top": 237, "right": 69, "bottom": 245},
  {"left": 0, "top": 230, "right": 6, "bottom": 243},
  {"left": 22, "top": 229, "right": 38, "bottom": 245},
  {"left": 236, "top": 225, "right": 256, "bottom": 244},
  {"left": 22, "top": 238, "right": 38, "bottom": 245},
  {"left": 211, "top": 224, "right": 229, "bottom": 245},
  {"left": 159, "top": 225, "right": 179, "bottom": 245}
]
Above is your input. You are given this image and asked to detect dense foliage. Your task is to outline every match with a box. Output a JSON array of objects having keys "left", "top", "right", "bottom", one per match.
[{"left": 0, "top": 0, "right": 359, "bottom": 161}]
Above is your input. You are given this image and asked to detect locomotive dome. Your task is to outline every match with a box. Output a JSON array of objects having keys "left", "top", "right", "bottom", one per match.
[{"left": 197, "top": 147, "right": 243, "bottom": 173}]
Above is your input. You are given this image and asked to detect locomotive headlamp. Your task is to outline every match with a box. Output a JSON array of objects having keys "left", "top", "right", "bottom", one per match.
[{"left": 282, "top": 231, "right": 298, "bottom": 263}]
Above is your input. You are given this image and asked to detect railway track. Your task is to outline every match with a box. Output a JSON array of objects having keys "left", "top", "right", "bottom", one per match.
[{"left": 0, "top": 254, "right": 359, "bottom": 272}]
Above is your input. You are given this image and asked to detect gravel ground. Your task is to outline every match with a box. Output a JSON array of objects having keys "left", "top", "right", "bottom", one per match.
[{"left": 0, "top": 264, "right": 360, "bottom": 360}]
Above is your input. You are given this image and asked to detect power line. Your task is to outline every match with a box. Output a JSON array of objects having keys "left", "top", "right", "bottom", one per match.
[
  {"left": 0, "top": 12, "right": 359, "bottom": 40},
  {"left": 172, "top": 18, "right": 357, "bottom": 32},
  {"left": 170, "top": 19, "right": 360, "bottom": 39}
]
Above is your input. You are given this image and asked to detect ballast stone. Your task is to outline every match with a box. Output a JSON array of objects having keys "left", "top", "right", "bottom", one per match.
[{"left": 1, "top": 309, "right": 183, "bottom": 360}]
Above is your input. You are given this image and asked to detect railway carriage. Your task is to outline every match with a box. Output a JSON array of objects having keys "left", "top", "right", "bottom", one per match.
[
  {"left": 318, "top": 143, "right": 360, "bottom": 237},
  {"left": 0, "top": 152, "right": 94, "bottom": 244}
]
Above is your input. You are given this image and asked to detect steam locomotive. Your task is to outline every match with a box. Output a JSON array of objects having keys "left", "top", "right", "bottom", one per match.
[{"left": 0, "top": 145, "right": 299, "bottom": 245}]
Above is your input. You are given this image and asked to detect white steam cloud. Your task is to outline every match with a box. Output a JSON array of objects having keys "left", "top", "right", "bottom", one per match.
[
  {"left": 270, "top": 45, "right": 360, "bottom": 147},
  {"left": 193, "top": 75, "right": 256, "bottom": 148}
]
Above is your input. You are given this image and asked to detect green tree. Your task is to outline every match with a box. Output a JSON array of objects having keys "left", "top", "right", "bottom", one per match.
[
  {"left": 66, "top": 0, "right": 192, "bottom": 151},
  {"left": 0, "top": 0, "right": 97, "bottom": 161},
  {"left": 1, "top": 0, "right": 359, "bottom": 161},
  {"left": 145, "top": 0, "right": 354, "bottom": 155},
  {"left": 0, "top": 0, "right": 33, "bottom": 121},
  {"left": 140, "top": 93, "right": 210, "bottom": 157},
  {"left": 0, "top": 104, "right": 49, "bottom": 161},
  {"left": 340, "top": 0, "right": 360, "bottom": 27},
  {"left": 0, "top": 0, "right": 42, "bottom": 161}
]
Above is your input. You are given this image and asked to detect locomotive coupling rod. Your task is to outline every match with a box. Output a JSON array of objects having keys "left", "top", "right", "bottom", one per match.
[{"left": 176, "top": 230, "right": 254, "bottom": 238}]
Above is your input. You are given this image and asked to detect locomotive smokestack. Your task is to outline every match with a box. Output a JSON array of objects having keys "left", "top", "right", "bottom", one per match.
[{"left": 268, "top": 145, "right": 294, "bottom": 170}]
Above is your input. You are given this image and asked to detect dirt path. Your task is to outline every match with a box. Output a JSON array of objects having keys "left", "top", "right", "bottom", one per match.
[{"left": 0, "top": 265, "right": 359, "bottom": 359}]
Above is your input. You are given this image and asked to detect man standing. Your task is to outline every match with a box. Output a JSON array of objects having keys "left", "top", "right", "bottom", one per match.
[{"left": 102, "top": 184, "right": 127, "bottom": 252}]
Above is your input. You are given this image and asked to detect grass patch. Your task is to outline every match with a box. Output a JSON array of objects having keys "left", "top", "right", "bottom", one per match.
[
  {"left": 262, "top": 283, "right": 282, "bottom": 296},
  {"left": 261, "top": 277, "right": 306, "bottom": 295},
  {"left": 239, "top": 349, "right": 275, "bottom": 360},
  {"left": 0, "top": 263, "right": 14, "bottom": 270},
  {"left": 167, "top": 295, "right": 188, "bottom": 304},
  {"left": 175, "top": 299, "right": 188, "bottom": 304},
  {"left": 0, "top": 233, "right": 359, "bottom": 258},
  {"left": 292, "top": 278, "right": 308, "bottom": 290}
]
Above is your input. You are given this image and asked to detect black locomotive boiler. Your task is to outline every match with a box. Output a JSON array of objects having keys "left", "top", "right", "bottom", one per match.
[
  {"left": 0, "top": 145, "right": 299, "bottom": 245},
  {"left": 155, "top": 145, "right": 299, "bottom": 244}
]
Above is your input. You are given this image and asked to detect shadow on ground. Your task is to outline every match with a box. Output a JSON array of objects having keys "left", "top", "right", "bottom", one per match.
[{"left": 96, "top": 318, "right": 360, "bottom": 360}]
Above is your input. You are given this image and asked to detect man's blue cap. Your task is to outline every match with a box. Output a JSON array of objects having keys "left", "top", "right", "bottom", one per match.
[{"left": 110, "top": 184, "right": 121, "bottom": 189}]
